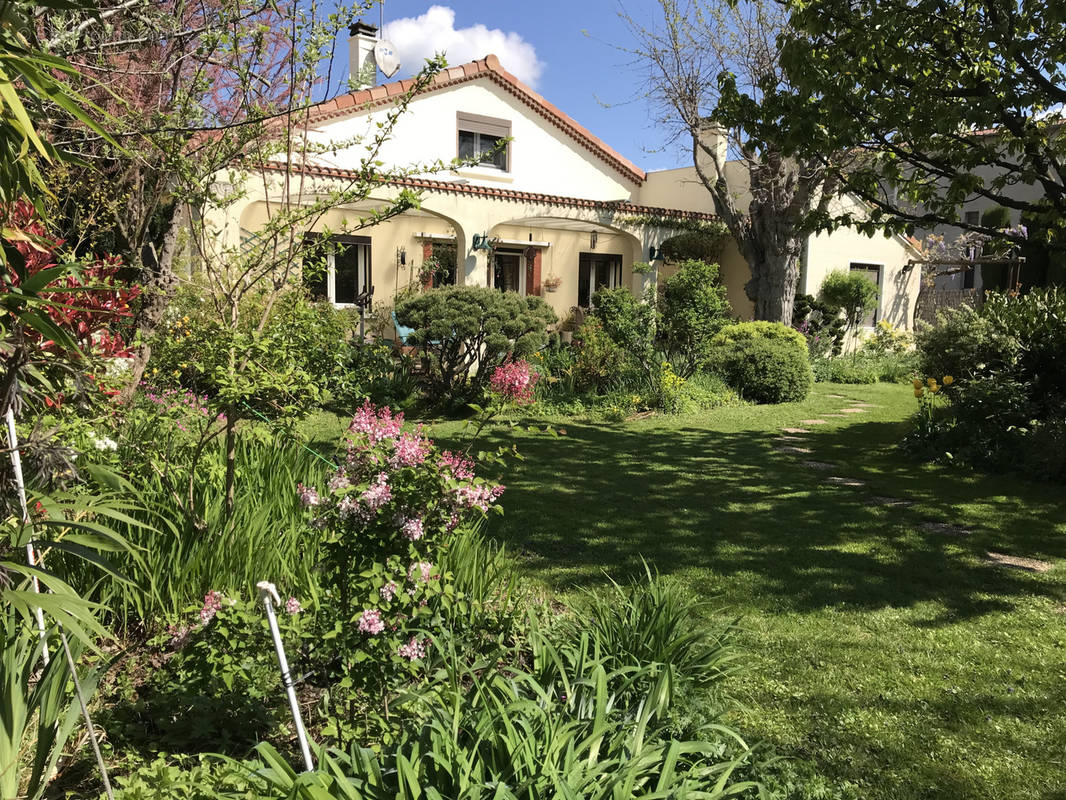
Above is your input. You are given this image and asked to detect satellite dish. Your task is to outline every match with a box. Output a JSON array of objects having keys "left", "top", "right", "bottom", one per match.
[{"left": 374, "top": 40, "right": 401, "bottom": 79}]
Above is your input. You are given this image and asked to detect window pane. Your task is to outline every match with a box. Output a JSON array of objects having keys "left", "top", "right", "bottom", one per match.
[
  {"left": 578, "top": 262, "right": 591, "bottom": 307},
  {"left": 849, "top": 263, "right": 881, "bottom": 326},
  {"left": 458, "top": 130, "right": 477, "bottom": 160},
  {"left": 432, "top": 242, "right": 457, "bottom": 286},
  {"left": 482, "top": 135, "right": 507, "bottom": 170},
  {"left": 335, "top": 244, "right": 359, "bottom": 304}
]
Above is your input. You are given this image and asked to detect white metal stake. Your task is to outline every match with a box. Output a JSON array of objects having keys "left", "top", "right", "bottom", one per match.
[
  {"left": 257, "top": 581, "right": 314, "bottom": 772},
  {"left": 5, "top": 406, "right": 50, "bottom": 664}
]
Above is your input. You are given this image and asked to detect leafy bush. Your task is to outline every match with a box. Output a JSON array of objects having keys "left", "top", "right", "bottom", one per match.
[
  {"left": 793, "top": 293, "right": 845, "bottom": 358},
  {"left": 819, "top": 271, "right": 878, "bottom": 345},
  {"left": 395, "top": 286, "right": 556, "bottom": 404},
  {"left": 657, "top": 259, "right": 732, "bottom": 377},
  {"left": 592, "top": 285, "right": 658, "bottom": 384},
  {"left": 571, "top": 317, "right": 630, "bottom": 393},
  {"left": 709, "top": 323, "right": 812, "bottom": 404},
  {"left": 909, "top": 290, "right": 1066, "bottom": 478},
  {"left": 812, "top": 350, "right": 918, "bottom": 384}
]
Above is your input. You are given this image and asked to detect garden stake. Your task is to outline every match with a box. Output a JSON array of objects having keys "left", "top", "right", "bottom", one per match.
[
  {"left": 5, "top": 406, "right": 50, "bottom": 664},
  {"left": 6, "top": 406, "right": 114, "bottom": 798},
  {"left": 257, "top": 580, "right": 315, "bottom": 772}
]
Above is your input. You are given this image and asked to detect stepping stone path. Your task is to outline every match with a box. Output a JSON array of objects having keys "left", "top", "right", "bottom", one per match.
[
  {"left": 800, "top": 419, "right": 829, "bottom": 425},
  {"left": 870, "top": 496, "right": 915, "bottom": 508},
  {"left": 826, "top": 394, "right": 847, "bottom": 399},
  {"left": 825, "top": 476, "right": 867, "bottom": 487},
  {"left": 775, "top": 434, "right": 805, "bottom": 442},
  {"left": 840, "top": 408, "right": 867, "bottom": 414},
  {"left": 985, "top": 552, "right": 1052, "bottom": 573},
  {"left": 781, "top": 427, "right": 811, "bottom": 434},
  {"left": 803, "top": 460, "right": 837, "bottom": 470},
  {"left": 919, "top": 520, "right": 972, "bottom": 537},
  {"left": 823, "top": 413, "right": 847, "bottom": 418},
  {"left": 853, "top": 403, "right": 879, "bottom": 408},
  {"left": 776, "top": 445, "right": 812, "bottom": 455}
]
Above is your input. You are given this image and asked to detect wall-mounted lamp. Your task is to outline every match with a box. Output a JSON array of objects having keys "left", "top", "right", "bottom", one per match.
[
  {"left": 589, "top": 231, "right": 598, "bottom": 249},
  {"left": 397, "top": 246, "right": 407, "bottom": 266},
  {"left": 648, "top": 245, "right": 660, "bottom": 261},
  {"left": 472, "top": 233, "right": 496, "bottom": 251}
]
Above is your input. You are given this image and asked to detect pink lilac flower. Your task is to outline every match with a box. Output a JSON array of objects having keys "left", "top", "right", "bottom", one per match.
[
  {"left": 407, "top": 561, "right": 434, "bottom": 583},
  {"left": 167, "top": 623, "right": 193, "bottom": 649},
  {"left": 357, "top": 608, "right": 385, "bottom": 635},
  {"left": 328, "top": 473, "right": 351, "bottom": 492},
  {"left": 379, "top": 581, "right": 398, "bottom": 601},
  {"left": 389, "top": 431, "right": 430, "bottom": 468},
  {"left": 337, "top": 495, "right": 360, "bottom": 519},
  {"left": 397, "top": 635, "right": 428, "bottom": 661},
  {"left": 490, "top": 359, "right": 538, "bottom": 404},
  {"left": 361, "top": 472, "right": 392, "bottom": 513},
  {"left": 349, "top": 400, "right": 404, "bottom": 445},
  {"left": 401, "top": 517, "right": 424, "bottom": 541},
  {"left": 439, "top": 450, "right": 475, "bottom": 480},
  {"left": 285, "top": 597, "right": 302, "bottom": 615},
  {"left": 453, "top": 483, "right": 506, "bottom": 512},
  {"left": 296, "top": 483, "right": 320, "bottom": 507},
  {"left": 199, "top": 590, "right": 223, "bottom": 624}
]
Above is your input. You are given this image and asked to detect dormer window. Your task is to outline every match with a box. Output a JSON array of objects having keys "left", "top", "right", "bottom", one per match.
[{"left": 457, "top": 111, "right": 510, "bottom": 171}]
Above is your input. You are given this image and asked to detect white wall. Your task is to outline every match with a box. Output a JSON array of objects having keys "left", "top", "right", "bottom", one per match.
[{"left": 309, "top": 81, "right": 638, "bottom": 201}]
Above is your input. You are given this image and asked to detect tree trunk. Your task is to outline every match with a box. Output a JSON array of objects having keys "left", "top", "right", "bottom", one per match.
[
  {"left": 741, "top": 236, "right": 803, "bottom": 324},
  {"left": 119, "top": 205, "right": 183, "bottom": 403}
]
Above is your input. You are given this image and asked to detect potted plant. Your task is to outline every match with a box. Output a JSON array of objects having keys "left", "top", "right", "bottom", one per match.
[{"left": 542, "top": 274, "right": 562, "bottom": 292}]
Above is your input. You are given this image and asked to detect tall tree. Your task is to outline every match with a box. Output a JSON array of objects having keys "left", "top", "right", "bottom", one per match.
[
  {"left": 626, "top": 0, "right": 841, "bottom": 323},
  {"left": 758, "top": 0, "right": 1065, "bottom": 247}
]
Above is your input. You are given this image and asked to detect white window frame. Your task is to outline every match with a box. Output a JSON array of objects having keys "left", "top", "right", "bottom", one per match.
[{"left": 305, "top": 235, "right": 372, "bottom": 308}]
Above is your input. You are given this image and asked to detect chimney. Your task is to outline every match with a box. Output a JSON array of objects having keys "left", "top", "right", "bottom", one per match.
[
  {"left": 349, "top": 22, "right": 379, "bottom": 89},
  {"left": 696, "top": 121, "right": 729, "bottom": 175}
]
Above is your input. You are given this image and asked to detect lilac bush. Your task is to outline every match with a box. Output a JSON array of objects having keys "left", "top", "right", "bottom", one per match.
[{"left": 300, "top": 400, "right": 504, "bottom": 674}]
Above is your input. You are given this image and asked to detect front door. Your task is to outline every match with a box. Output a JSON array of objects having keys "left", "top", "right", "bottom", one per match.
[
  {"left": 493, "top": 252, "right": 523, "bottom": 293},
  {"left": 578, "top": 253, "right": 623, "bottom": 307}
]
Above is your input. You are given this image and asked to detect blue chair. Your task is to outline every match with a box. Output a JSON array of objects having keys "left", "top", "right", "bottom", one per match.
[{"left": 392, "top": 311, "right": 416, "bottom": 345}]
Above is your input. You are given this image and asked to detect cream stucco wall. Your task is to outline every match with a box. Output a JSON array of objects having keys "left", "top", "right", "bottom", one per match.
[{"left": 309, "top": 81, "right": 638, "bottom": 200}]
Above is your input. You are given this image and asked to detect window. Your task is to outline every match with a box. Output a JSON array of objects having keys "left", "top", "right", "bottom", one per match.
[
  {"left": 457, "top": 111, "right": 510, "bottom": 171},
  {"left": 303, "top": 234, "right": 372, "bottom": 307},
  {"left": 429, "top": 241, "right": 457, "bottom": 287},
  {"left": 493, "top": 250, "right": 524, "bottom": 293},
  {"left": 848, "top": 262, "right": 881, "bottom": 326},
  {"left": 964, "top": 210, "right": 980, "bottom": 226},
  {"left": 578, "top": 253, "right": 623, "bottom": 308}
]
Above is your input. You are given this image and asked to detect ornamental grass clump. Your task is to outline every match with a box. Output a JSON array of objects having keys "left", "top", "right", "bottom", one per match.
[{"left": 300, "top": 400, "right": 505, "bottom": 683}]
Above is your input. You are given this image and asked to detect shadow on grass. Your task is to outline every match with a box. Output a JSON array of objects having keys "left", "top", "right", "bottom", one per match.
[{"left": 468, "top": 416, "right": 1066, "bottom": 625}]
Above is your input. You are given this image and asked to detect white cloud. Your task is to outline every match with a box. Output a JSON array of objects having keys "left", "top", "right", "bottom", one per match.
[{"left": 382, "top": 6, "right": 544, "bottom": 88}]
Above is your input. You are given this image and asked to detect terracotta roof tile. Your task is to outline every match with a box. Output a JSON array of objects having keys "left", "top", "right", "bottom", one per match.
[
  {"left": 253, "top": 162, "right": 716, "bottom": 222},
  {"left": 305, "top": 55, "right": 647, "bottom": 185}
]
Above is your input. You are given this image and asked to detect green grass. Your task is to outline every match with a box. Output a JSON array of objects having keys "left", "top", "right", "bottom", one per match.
[{"left": 304, "top": 386, "right": 1066, "bottom": 799}]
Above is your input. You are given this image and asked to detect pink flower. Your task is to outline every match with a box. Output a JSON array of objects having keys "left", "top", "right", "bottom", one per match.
[
  {"left": 407, "top": 561, "right": 434, "bottom": 583},
  {"left": 337, "top": 495, "right": 360, "bottom": 519},
  {"left": 490, "top": 359, "right": 538, "bottom": 404},
  {"left": 389, "top": 431, "right": 430, "bottom": 468},
  {"left": 349, "top": 400, "right": 404, "bottom": 445},
  {"left": 328, "top": 473, "right": 351, "bottom": 492},
  {"left": 453, "top": 483, "right": 506, "bottom": 512},
  {"left": 440, "top": 450, "right": 475, "bottom": 480},
  {"left": 361, "top": 472, "right": 392, "bottom": 513},
  {"left": 379, "top": 581, "right": 398, "bottom": 601},
  {"left": 285, "top": 596, "right": 302, "bottom": 615},
  {"left": 199, "top": 590, "right": 223, "bottom": 625},
  {"left": 401, "top": 516, "right": 424, "bottom": 541},
  {"left": 397, "top": 635, "right": 428, "bottom": 661},
  {"left": 357, "top": 608, "right": 385, "bottom": 635},
  {"left": 296, "top": 483, "right": 320, "bottom": 507}
]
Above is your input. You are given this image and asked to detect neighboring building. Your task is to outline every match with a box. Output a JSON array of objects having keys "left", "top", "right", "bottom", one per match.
[{"left": 205, "top": 25, "right": 922, "bottom": 332}]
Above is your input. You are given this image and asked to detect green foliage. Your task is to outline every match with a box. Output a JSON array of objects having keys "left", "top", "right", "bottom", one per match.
[
  {"left": 793, "top": 293, "right": 845, "bottom": 358},
  {"left": 980, "top": 206, "right": 1012, "bottom": 230},
  {"left": 395, "top": 286, "right": 556, "bottom": 404},
  {"left": 912, "top": 289, "right": 1066, "bottom": 478},
  {"left": 709, "top": 323, "right": 812, "bottom": 404},
  {"left": 571, "top": 317, "right": 630, "bottom": 394},
  {"left": 658, "top": 260, "right": 733, "bottom": 377},
  {"left": 812, "top": 350, "right": 918, "bottom": 384},
  {"left": 592, "top": 285, "right": 658, "bottom": 382},
  {"left": 660, "top": 230, "right": 729, "bottom": 263},
  {"left": 819, "top": 271, "right": 878, "bottom": 336}
]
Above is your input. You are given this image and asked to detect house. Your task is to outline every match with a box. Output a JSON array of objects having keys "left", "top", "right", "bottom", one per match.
[{"left": 205, "top": 24, "right": 922, "bottom": 333}]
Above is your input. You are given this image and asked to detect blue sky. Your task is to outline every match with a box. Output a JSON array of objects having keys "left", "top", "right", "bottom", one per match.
[{"left": 367, "top": 1, "right": 687, "bottom": 171}]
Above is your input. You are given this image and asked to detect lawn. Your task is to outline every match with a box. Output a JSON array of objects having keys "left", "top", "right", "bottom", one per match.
[{"left": 306, "top": 383, "right": 1066, "bottom": 799}]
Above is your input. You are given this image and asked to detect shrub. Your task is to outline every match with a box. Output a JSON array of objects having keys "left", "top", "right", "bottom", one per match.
[
  {"left": 864, "top": 320, "right": 912, "bottom": 355},
  {"left": 592, "top": 285, "right": 658, "bottom": 385},
  {"left": 571, "top": 317, "right": 630, "bottom": 393},
  {"left": 912, "top": 289, "right": 1066, "bottom": 479},
  {"left": 657, "top": 259, "right": 732, "bottom": 377},
  {"left": 394, "top": 287, "right": 556, "bottom": 404},
  {"left": 819, "top": 271, "right": 878, "bottom": 345},
  {"left": 710, "top": 323, "right": 812, "bottom": 404},
  {"left": 812, "top": 350, "right": 918, "bottom": 384},
  {"left": 793, "top": 293, "right": 845, "bottom": 357}
]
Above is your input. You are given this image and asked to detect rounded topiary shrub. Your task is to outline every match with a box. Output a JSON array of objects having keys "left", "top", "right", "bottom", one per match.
[{"left": 709, "top": 321, "right": 812, "bottom": 404}]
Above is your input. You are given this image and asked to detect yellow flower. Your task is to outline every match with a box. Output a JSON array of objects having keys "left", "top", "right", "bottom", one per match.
[
  {"left": 914, "top": 388, "right": 924, "bottom": 398},
  {"left": 930, "top": 385, "right": 940, "bottom": 394},
  {"left": 943, "top": 375, "right": 954, "bottom": 385},
  {"left": 912, "top": 378, "right": 923, "bottom": 389},
  {"left": 926, "top": 377, "right": 936, "bottom": 388}
]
